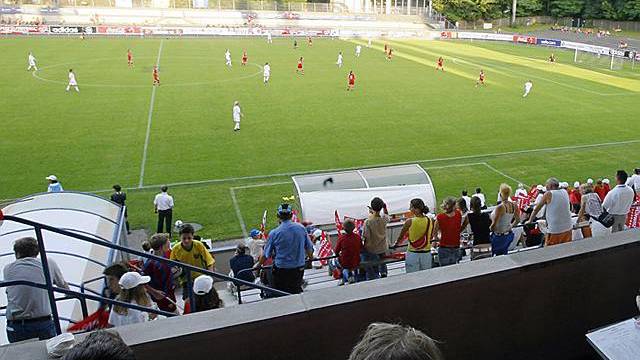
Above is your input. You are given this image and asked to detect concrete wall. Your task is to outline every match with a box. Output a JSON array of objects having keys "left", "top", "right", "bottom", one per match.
[{"left": 4, "top": 229, "right": 639, "bottom": 360}]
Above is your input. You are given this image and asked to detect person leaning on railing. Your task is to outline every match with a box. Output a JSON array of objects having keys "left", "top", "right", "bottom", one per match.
[
  {"left": 4, "top": 237, "right": 69, "bottom": 343},
  {"left": 253, "top": 203, "right": 314, "bottom": 295},
  {"left": 467, "top": 196, "right": 491, "bottom": 260},
  {"left": 490, "top": 184, "right": 520, "bottom": 256},
  {"left": 394, "top": 199, "right": 434, "bottom": 273},
  {"left": 432, "top": 197, "right": 468, "bottom": 266}
]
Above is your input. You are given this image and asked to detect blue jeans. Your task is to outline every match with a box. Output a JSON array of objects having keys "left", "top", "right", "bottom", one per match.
[
  {"left": 6, "top": 318, "right": 57, "bottom": 343},
  {"left": 405, "top": 251, "right": 432, "bottom": 273},
  {"left": 361, "top": 252, "right": 388, "bottom": 280},
  {"left": 491, "top": 232, "right": 514, "bottom": 256},
  {"left": 438, "top": 247, "right": 459, "bottom": 267}
]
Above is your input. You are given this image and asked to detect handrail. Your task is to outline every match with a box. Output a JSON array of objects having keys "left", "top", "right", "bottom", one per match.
[
  {"left": 1, "top": 214, "right": 290, "bottom": 335},
  {"left": 0, "top": 250, "right": 107, "bottom": 268},
  {"left": 0, "top": 280, "right": 177, "bottom": 318}
]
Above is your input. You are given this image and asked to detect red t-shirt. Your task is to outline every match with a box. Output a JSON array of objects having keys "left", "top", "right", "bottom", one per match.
[
  {"left": 437, "top": 210, "right": 462, "bottom": 248},
  {"left": 348, "top": 74, "right": 355, "bottom": 84},
  {"left": 594, "top": 185, "right": 607, "bottom": 201},
  {"left": 335, "top": 232, "right": 362, "bottom": 270},
  {"left": 297, "top": 61, "right": 303, "bottom": 69},
  {"left": 569, "top": 189, "right": 582, "bottom": 205}
]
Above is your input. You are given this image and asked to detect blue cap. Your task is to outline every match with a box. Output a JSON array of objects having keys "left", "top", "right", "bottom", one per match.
[
  {"left": 249, "top": 229, "right": 261, "bottom": 238},
  {"left": 277, "top": 203, "right": 292, "bottom": 214}
]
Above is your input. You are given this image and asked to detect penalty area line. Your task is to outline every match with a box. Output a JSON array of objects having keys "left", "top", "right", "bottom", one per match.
[
  {"left": 138, "top": 39, "right": 164, "bottom": 188},
  {"left": 229, "top": 181, "right": 292, "bottom": 239}
]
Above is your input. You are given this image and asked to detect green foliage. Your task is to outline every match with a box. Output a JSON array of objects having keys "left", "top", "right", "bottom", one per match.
[
  {"left": 600, "top": 0, "right": 619, "bottom": 18},
  {"left": 549, "top": 0, "right": 584, "bottom": 17},
  {"left": 437, "top": 0, "right": 640, "bottom": 20},
  {"left": 622, "top": 0, "right": 640, "bottom": 19}
]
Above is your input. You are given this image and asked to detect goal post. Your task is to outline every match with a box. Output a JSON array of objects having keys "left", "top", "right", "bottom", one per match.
[{"left": 574, "top": 48, "right": 619, "bottom": 70}]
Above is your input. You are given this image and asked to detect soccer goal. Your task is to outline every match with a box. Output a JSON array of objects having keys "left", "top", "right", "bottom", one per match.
[{"left": 573, "top": 49, "right": 621, "bottom": 70}]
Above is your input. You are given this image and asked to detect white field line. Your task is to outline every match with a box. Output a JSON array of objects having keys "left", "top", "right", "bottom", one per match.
[
  {"left": 482, "top": 162, "right": 528, "bottom": 187},
  {"left": 229, "top": 187, "right": 248, "bottom": 238},
  {"left": 43, "top": 137, "right": 638, "bottom": 197},
  {"left": 138, "top": 39, "right": 164, "bottom": 188},
  {"left": 229, "top": 181, "right": 293, "bottom": 236}
]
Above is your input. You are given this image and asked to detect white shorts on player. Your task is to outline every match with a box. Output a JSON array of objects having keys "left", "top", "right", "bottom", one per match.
[
  {"left": 232, "top": 101, "right": 242, "bottom": 131},
  {"left": 225, "top": 50, "right": 232, "bottom": 67},
  {"left": 355, "top": 45, "right": 361, "bottom": 57},
  {"left": 267, "top": 33, "right": 273, "bottom": 43},
  {"left": 336, "top": 54, "right": 343, "bottom": 68},
  {"left": 27, "top": 54, "right": 38, "bottom": 71},
  {"left": 523, "top": 81, "right": 533, "bottom": 97},
  {"left": 66, "top": 71, "right": 79, "bottom": 92},
  {"left": 263, "top": 64, "right": 271, "bottom": 84}
]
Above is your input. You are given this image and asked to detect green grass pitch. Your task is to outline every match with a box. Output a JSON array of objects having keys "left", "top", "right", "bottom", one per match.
[{"left": 2, "top": 35, "right": 639, "bottom": 241}]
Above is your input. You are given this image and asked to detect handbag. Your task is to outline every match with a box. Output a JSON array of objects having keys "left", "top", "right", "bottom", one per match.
[{"left": 596, "top": 210, "right": 615, "bottom": 228}]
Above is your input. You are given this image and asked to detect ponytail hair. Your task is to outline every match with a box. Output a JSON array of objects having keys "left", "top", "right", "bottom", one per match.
[{"left": 410, "top": 198, "right": 429, "bottom": 215}]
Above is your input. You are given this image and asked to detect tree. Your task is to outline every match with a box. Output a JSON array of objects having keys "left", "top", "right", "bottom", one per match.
[
  {"left": 622, "top": 0, "right": 640, "bottom": 19},
  {"left": 600, "top": 0, "right": 618, "bottom": 18},
  {"left": 515, "top": 0, "right": 544, "bottom": 16},
  {"left": 548, "top": 0, "right": 584, "bottom": 17}
]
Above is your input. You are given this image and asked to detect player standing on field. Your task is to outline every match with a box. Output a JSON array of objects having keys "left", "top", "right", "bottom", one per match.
[
  {"left": 436, "top": 57, "right": 444, "bottom": 71},
  {"left": 476, "top": 69, "right": 485, "bottom": 87},
  {"left": 232, "top": 101, "right": 243, "bottom": 131},
  {"left": 296, "top": 57, "right": 304, "bottom": 75},
  {"left": 355, "top": 45, "right": 362, "bottom": 58},
  {"left": 307, "top": 36, "right": 313, "bottom": 47},
  {"left": 267, "top": 32, "right": 272, "bottom": 44},
  {"left": 127, "top": 49, "right": 134, "bottom": 68},
  {"left": 242, "top": 50, "right": 248, "bottom": 66},
  {"left": 27, "top": 52, "right": 38, "bottom": 71},
  {"left": 293, "top": 39, "right": 298, "bottom": 49},
  {"left": 387, "top": 47, "right": 393, "bottom": 61},
  {"left": 336, "top": 52, "right": 343, "bottom": 68},
  {"left": 263, "top": 62, "right": 271, "bottom": 85},
  {"left": 66, "top": 69, "right": 79, "bottom": 92},
  {"left": 367, "top": 38, "right": 372, "bottom": 48},
  {"left": 225, "top": 49, "right": 232, "bottom": 68},
  {"left": 549, "top": 53, "right": 555, "bottom": 63},
  {"left": 523, "top": 80, "right": 533, "bottom": 97},
  {"left": 153, "top": 65, "right": 160, "bottom": 86},
  {"left": 347, "top": 70, "right": 355, "bottom": 91},
  {"left": 384, "top": 43, "right": 388, "bottom": 55}
]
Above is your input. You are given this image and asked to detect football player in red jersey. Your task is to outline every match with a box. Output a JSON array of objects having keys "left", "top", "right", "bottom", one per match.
[
  {"left": 152, "top": 65, "right": 160, "bottom": 86},
  {"left": 436, "top": 57, "right": 444, "bottom": 71},
  {"left": 241, "top": 50, "right": 248, "bottom": 66},
  {"left": 296, "top": 57, "right": 304, "bottom": 75},
  {"left": 347, "top": 70, "right": 355, "bottom": 91},
  {"left": 127, "top": 49, "right": 134, "bottom": 68},
  {"left": 476, "top": 69, "right": 485, "bottom": 87}
]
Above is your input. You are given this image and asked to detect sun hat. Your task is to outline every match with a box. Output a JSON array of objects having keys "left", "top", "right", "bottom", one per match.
[
  {"left": 46, "top": 175, "right": 58, "bottom": 181},
  {"left": 119, "top": 272, "right": 150, "bottom": 290}
]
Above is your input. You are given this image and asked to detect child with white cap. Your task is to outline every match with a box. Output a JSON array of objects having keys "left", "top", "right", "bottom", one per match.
[
  {"left": 191, "top": 275, "right": 223, "bottom": 313},
  {"left": 108, "top": 272, "right": 158, "bottom": 327}
]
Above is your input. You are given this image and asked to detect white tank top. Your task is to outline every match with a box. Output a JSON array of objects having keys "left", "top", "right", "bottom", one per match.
[{"left": 546, "top": 190, "right": 573, "bottom": 234}]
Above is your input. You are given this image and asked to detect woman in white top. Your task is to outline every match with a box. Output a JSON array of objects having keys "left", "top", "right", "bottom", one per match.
[
  {"left": 108, "top": 272, "right": 158, "bottom": 327},
  {"left": 577, "top": 183, "right": 603, "bottom": 239},
  {"left": 490, "top": 184, "right": 520, "bottom": 255}
]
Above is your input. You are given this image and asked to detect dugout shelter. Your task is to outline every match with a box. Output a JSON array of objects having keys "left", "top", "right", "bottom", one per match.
[{"left": 292, "top": 164, "right": 436, "bottom": 226}]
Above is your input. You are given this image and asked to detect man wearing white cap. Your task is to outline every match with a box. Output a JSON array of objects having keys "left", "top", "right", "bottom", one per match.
[
  {"left": 108, "top": 271, "right": 156, "bottom": 327},
  {"left": 46, "top": 175, "right": 63, "bottom": 193},
  {"left": 232, "top": 101, "right": 243, "bottom": 131}
]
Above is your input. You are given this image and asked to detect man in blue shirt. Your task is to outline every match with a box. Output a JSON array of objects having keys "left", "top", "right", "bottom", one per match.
[
  {"left": 254, "top": 203, "right": 313, "bottom": 295},
  {"left": 45, "top": 175, "right": 63, "bottom": 193}
]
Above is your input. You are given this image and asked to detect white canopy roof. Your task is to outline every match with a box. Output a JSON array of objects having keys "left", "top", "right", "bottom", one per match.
[
  {"left": 293, "top": 164, "right": 437, "bottom": 226},
  {"left": 0, "top": 192, "right": 127, "bottom": 345}
]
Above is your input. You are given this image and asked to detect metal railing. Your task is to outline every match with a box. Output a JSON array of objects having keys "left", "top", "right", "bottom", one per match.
[{"left": 0, "top": 214, "right": 288, "bottom": 336}]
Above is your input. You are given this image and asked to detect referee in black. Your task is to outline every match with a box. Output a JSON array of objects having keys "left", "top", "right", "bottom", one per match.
[{"left": 111, "top": 185, "right": 131, "bottom": 234}]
